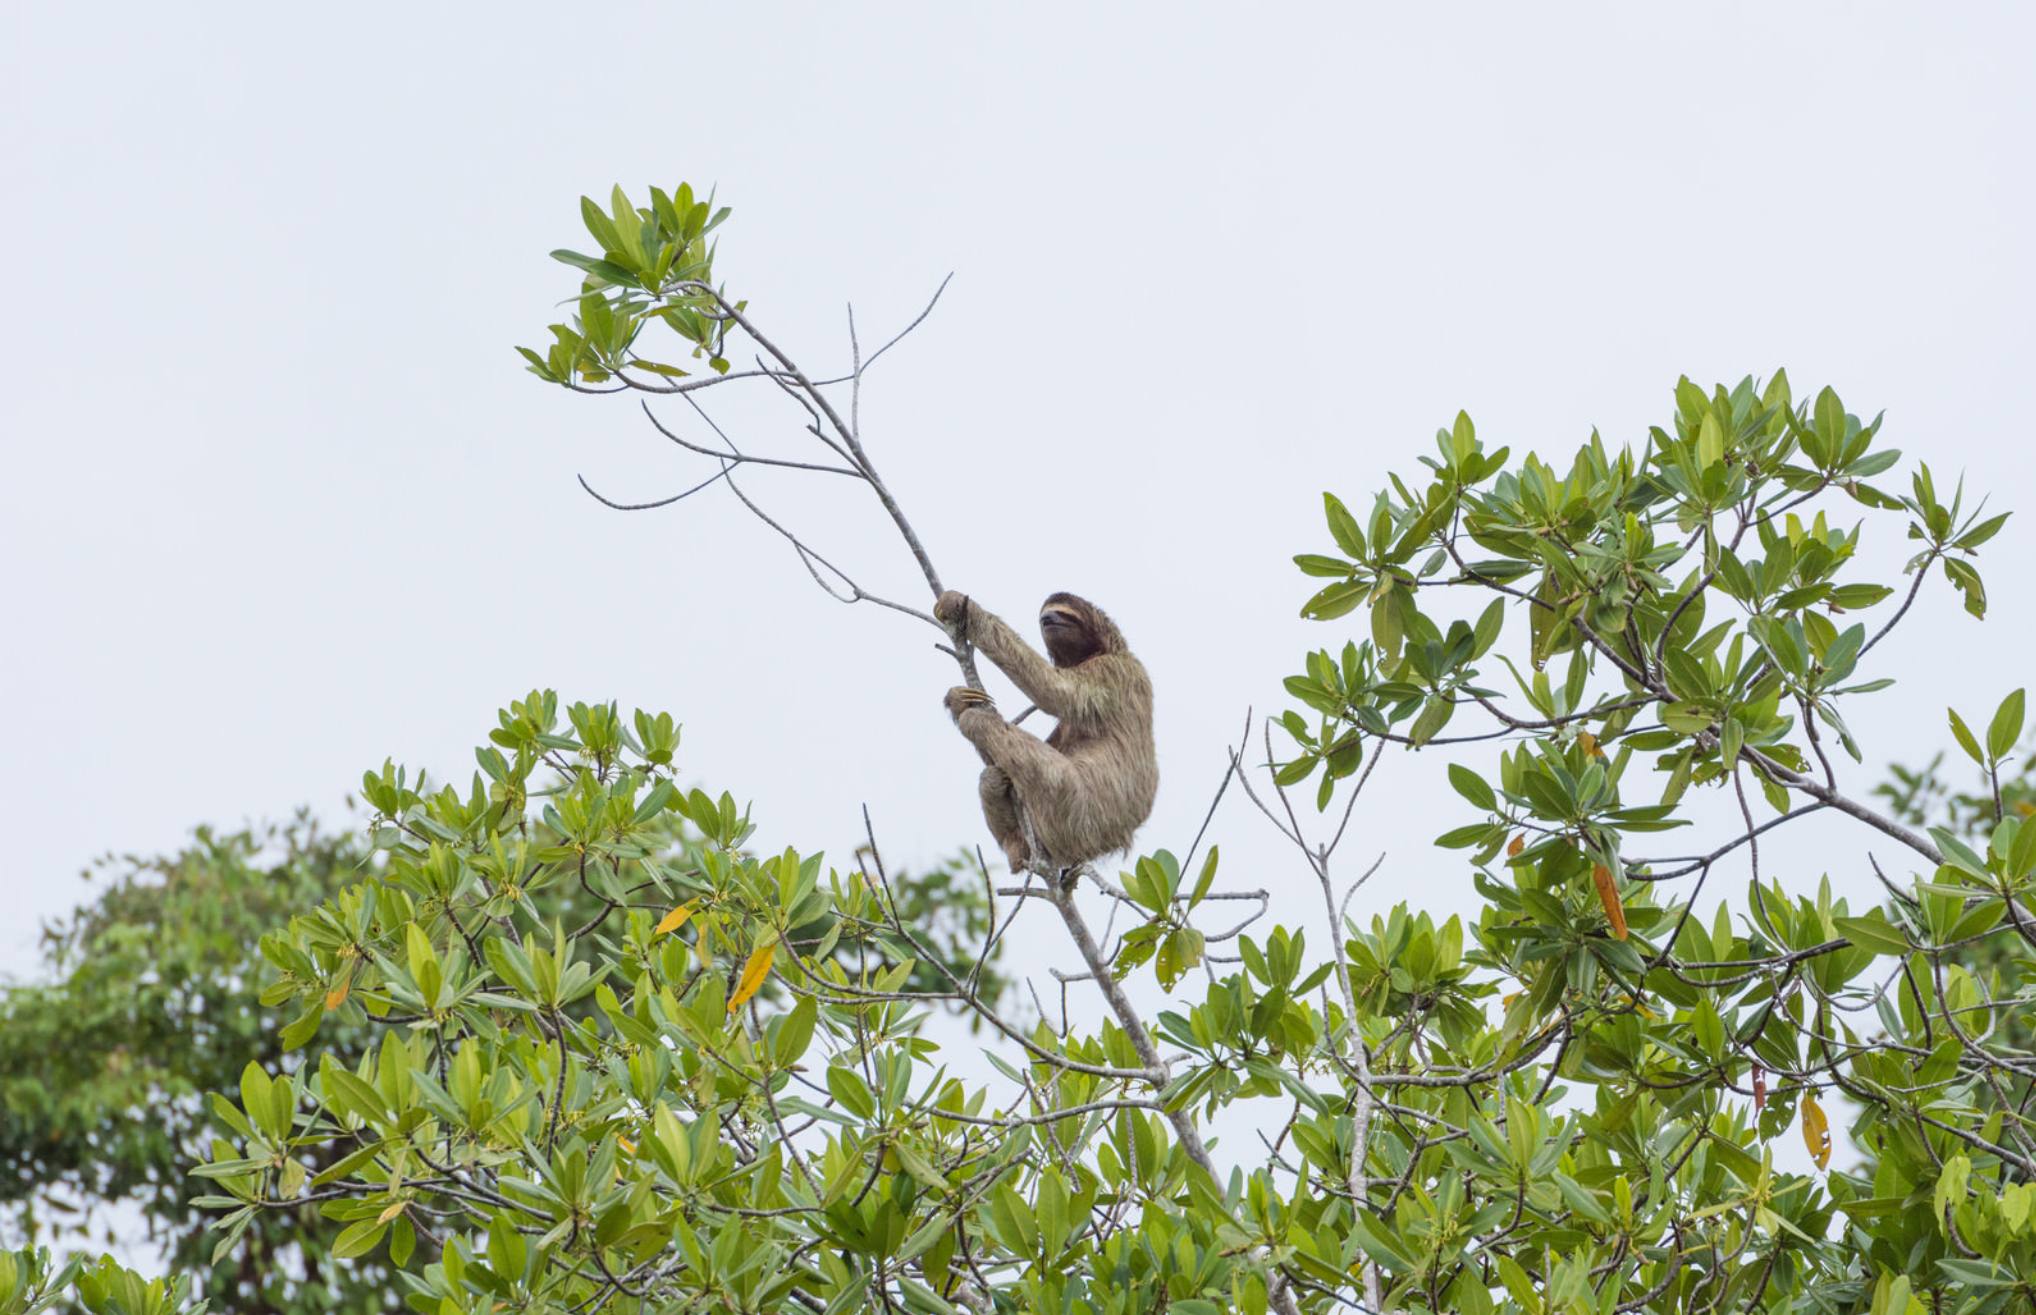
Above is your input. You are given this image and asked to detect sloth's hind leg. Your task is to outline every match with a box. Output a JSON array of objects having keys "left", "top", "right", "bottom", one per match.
[{"left": 979, "top": 765, "right": 1031, "bottom": 872}]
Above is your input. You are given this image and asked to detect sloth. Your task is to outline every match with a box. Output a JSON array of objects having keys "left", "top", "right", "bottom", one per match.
[{"left": 934, "top": 590, "right": 1157, "bottom": 873}]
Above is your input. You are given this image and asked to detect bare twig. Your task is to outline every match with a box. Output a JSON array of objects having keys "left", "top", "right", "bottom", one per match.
[
  {"left": 640, "top": 401, "right": 863, "bottom": 476},
  {"left": 575, "top": 468, "right": 730, "bottom": 511},
  {"left": 574, "top": 278, "right": 985, "bottom": 689}
]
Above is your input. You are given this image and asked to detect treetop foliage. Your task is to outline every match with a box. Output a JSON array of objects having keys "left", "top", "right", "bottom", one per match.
[{"left": 9, "top": 184, "right": 2036, "bottom": 1315}]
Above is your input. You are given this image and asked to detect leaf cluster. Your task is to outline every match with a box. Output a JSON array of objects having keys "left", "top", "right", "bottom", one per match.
[
  {"left": 515, "top": 185, "right": 737, "bottom": 387},
  {"left": 97, "top": 199, "right": 2036, "bottom": 1315}
]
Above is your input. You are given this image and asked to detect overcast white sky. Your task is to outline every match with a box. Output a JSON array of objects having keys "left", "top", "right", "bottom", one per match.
[{"left": 3, "top": 2, "right": 2032, "bottom": 1012}]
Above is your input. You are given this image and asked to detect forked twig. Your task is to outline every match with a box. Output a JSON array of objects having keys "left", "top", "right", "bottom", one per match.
[{"left": 574, "top": 275, "right": 983, "bottom": 688}]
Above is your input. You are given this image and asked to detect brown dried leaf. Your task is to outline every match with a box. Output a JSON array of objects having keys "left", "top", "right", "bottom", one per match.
[
  {"left": 325, "top": 968, "right": 352, "bottom": 1012},
  {"left": 1592, "top": 864, "right": 1628, "bottom": 940},
  {"left": 1802, "top": 1092, "right": 1831, "bottom": 1169},
  {"left": 729, "top": 942, "right": 776, "bottom": 1012}
]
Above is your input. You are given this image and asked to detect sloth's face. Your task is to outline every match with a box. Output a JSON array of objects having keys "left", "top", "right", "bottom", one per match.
[{"left": 1040, "top": 603, "right": 1097, "bottom": 667}]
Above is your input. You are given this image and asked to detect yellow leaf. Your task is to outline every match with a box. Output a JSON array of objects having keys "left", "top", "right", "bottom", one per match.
[
  {"left": 617, "top": 1136, "right": 636, "bottom": 1155},
  {"left": 377, "top": 1199, "right": 408, "bottom": 1223},
  {"left": 1506, "top": 834, "right": 1525, "bottom": 857},
  {"left": 1802, "top": 1092, "right": 1831, "bottom": 1169},
  {"left": 1578, "top": 732, "right": 1603, "bottom": 758},
  {"left": 655, "top": 903, "right": 696, "bottom": 936},
  {"left": 1592, "top": 865, "right": 1628, "bottom": 940},
  {"left": 729, "top": 942, "right": 776, "bottom": 1012},
  {"left": 325, "top": 978, "right": 350, "bottom": 1011}
]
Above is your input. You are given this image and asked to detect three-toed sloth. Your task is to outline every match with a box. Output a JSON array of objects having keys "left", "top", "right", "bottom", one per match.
[{"left": 934, "top": 590, "right": 1157, "bottom": 873}]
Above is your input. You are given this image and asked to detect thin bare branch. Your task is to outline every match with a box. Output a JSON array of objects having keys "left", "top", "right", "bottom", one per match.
[
  {"left": 607, "top": 366, "right": 780, "bottom": 394},
  {"left": 859, "top": 273, "right": 953, "bottom": 376},
  {"left": 640, "top": 400, "right": 863, "bottom": 476},
  {"left": 680, "top": 282, "right": 948, "bottom": 599},
  {"left": 574, "top": 468, "right": 729, "bottom": 512}
]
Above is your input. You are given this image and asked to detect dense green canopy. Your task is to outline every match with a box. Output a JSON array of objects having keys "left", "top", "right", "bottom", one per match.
[{"left": 7, "top": 187, "right": 2034, "bottom": 1315}]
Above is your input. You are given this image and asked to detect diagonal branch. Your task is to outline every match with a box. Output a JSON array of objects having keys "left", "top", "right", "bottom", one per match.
[{"left": 578, "top": 280, "right": 984, "bottom": 688}]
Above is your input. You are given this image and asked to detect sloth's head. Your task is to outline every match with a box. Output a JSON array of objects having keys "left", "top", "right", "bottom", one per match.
[{"left": 1039, "top": 592, "right": 1126, "bottom": 667}]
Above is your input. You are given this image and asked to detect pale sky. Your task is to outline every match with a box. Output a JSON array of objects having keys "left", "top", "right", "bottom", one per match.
[{"left": 4, "top": 2, "right": 2032, "bottom": 1007}]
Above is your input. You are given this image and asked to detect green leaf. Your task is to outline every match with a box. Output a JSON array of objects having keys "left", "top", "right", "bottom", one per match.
[
  {"left": 1448, "top": 764, "right": 1497, "bottom": 812},
  {"left": 319, "top": 1060, "right": 388, "bottom": 1126},
  {"left": 1273, "top": 756, "right": 1316, "bottom": 787},
  {"left": 1470, "top": 597, "right": 1505, "bottom": 658},
  {"left": 827, "top": 1066, "right": 875, "bottom": 1120},
  {"left": 1828, "top": 583, "right": 1894, "bottom": 610},
  {"left": 1661, "top": 702, "right": 1713, "bottom": 734},
  {"left": 2011, "top": 813, "right": 2036, "bottom": 876},
  {"left": 331, "top": 1218, "right": 388, "bottom": 1260},
  {"left": 1410, "top": 695, "right": 1452, "bottom": 745},
  {"left": 242, "top": 1063, "right": 292, "bottom": 1142},
  {"left": 1833, "top": 913, "right": 1909, "bottom": 957},
  {"left": 774, "top": 995, "right": 819, "bottom": 1067},
  {"left": 1719, "top": 717, "right": 1744, "bottom": 769},
  {"left": 1696, "top": 411, "right": 1725, "bottom": 469},
  {"left": 892, "top": 1142, "right": 948, "bottom": 1191},
  {"left": 389, "top": 1213, "right": 416, "bottom": 1268},
  {"left": 1945, "top": 556, "right": 1987, "bottom": 618},
  {"left": 1294, "top": 553, "right": 1351, "bottom": 578},
  {"left": 632, "top": 778, "right": 677, "bottom": 825},
  {"left": 578, "top": 196, "right": 625, "bottom": 260},
  {"left": 1847, "top": 481, "right": 1905, "bottom": 510},
  {"left": 1813, "top": 387, "right": 1846, "bottom": 454},
  {"left": 1948, "top": 899, "right": 2004, "bottom": 943},
  {"left": 1987, "top": 688, "right": 2024, "bottom": 761},
  {"left": 310, "top": 1139, "right": 389, "bottom": 1187},
  {"left": 279, "top": 998, "right": 324, "bottom": 1051},
  {"left": 1301, "top": 580, "right": 1368, "bottom": 621},
  {"left": 1956, "top": 511, "right": 2010, "bottom": 551},
  {"left": 1553, "top": 1172, "right": 1611, "bottom": 1224},
  {"left": 1155, "top": 927, "right": 1204, "bottom": 989},
  {"left": 897, "top": 1212, "right": 953, "bottom": 1264},
  {"left": 550, "top": 248, "right": 639, "bottom": 287},
  {"left": 1188, "top": 847, "right": 1220, "bottom": 910},
  {"left": 1323, "top": 493, "right": 1366, "bottom": 558},
  {"left": 1350, "top": 1211, "right": 1418, "bottom": 1271},
  {"left": 1932, "top": 1153, "right": 1971, "bottom": 1231},
  {"left": 1929, "top": 827, "right": 1991, "bottom": 880},
  {"left": 1948, "top": 707, "right": 1984, "bottom": 764},
  {"left": 1936, "top": 1259, "right": 2021, "bottom": 1290}
]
